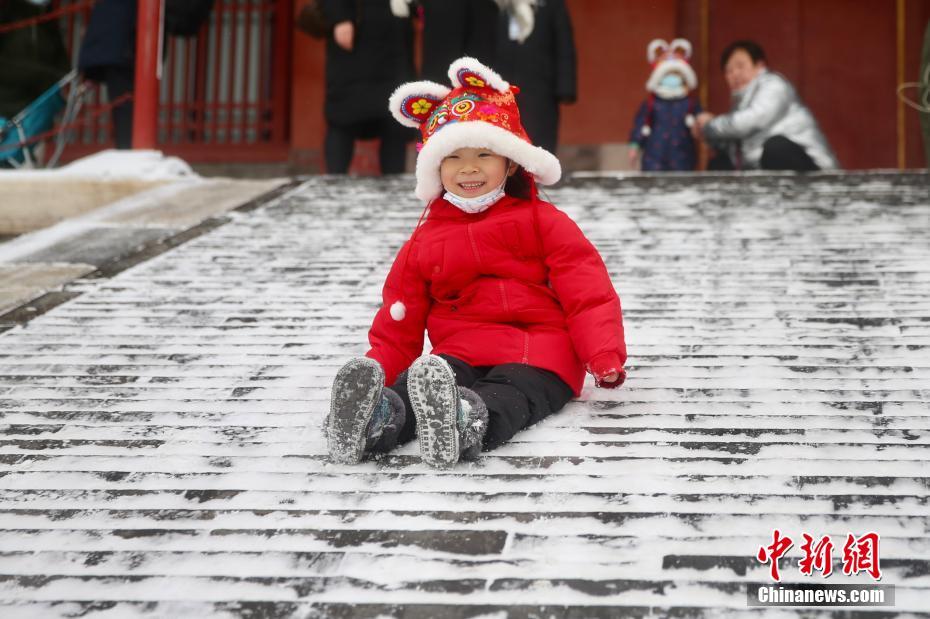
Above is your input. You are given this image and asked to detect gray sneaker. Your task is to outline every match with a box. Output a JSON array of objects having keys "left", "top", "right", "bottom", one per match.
[
  {"left": 408, "top": 355, "right": 461, "bottom": 468},
  {"left": 326, "top": 357, "right": 384, "bottom": 464}
]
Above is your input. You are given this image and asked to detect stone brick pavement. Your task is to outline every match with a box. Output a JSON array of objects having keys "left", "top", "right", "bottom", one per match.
[{"left": 0, "top": 172, "right": 928, "bottom": 618}]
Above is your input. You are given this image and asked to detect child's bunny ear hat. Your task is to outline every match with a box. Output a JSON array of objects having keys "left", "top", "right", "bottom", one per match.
[
  {"left": 389, "top": 57, "right": 561, "bottom": 202},
  {"left": 646, "top": 38, "right": 698, "bottom": 93}
]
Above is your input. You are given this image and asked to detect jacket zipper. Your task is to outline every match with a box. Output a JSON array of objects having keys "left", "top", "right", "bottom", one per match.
[
  {"left": 466, "top": 223, "right": 482, "bottom": 266},
  {"left": 498, "top": 280, "right": 510, "bottom": 312}
]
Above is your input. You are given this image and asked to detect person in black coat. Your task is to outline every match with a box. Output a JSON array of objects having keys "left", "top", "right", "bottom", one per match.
[
  {"left": 417, "top": 0, "right": 499, "bottom": 83},
  {"left": 0, "top": 0, "right": 71, "bottom": 121},
  {"left": 77, "top": 0, "right": 213, "bottom": 150},
  {"left": 322, "top": 0, "right": 416, "bottom": 174},
  {"left": 77, "top": 0, "right": 137, "bottom": 149},
  {"left": 493, "top": 0, "right": 576, "bottom": 154}
]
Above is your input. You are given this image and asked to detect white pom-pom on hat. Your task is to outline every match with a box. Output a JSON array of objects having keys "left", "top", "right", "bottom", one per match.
[
  {"left": 641, "top": 125, "right": 652, "bottom": 137},
  {"left": 390, "top": 301, "right": 407, "bottom": 321}
]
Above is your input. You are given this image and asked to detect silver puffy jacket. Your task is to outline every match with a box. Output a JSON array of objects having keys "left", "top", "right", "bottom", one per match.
[{"left": 704, "top": 70, "right": 839, "bottom": 170}]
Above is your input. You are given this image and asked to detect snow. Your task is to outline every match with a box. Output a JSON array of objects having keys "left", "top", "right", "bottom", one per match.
[
  {"left": 0, "top": 149, "right": 197, "bottom": 181},
  {"left": 0, "top": 172, "right": 928, "bottom": 615}
]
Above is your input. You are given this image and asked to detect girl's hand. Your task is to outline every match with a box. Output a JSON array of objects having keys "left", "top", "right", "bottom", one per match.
[
  {"left": 593, "top": 368, "right": 626, "bottom": 389},
  {"left": 588, "top": 353, "right": 626, "bottom": 389},
  {"left": 334, "top": 21, "right": 354, "bottom": 51}
]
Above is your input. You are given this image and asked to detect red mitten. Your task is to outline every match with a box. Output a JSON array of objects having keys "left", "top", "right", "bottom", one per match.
[{"left": 587, "top": 351, "right": 627, "bottom": 389}]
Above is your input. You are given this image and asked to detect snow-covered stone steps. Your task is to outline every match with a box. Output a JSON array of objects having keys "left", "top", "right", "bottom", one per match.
[
  {"left": 1, "top": 425, "right": 927, "bottom": 446},
  {"left": 1, "top": 472, "right": 928, "bottom": 496},
  {"left": 0, "top": 551, "right": 926, "bottom": 585},
  {"left": 0, "top": 488, "right": 928, "bottom": 515},
  {"left": 1, "top": 603, "right": 923, "bottom": 619},
  {"left": 1, "top": 411, "right": 928, "bottom": 430},
  {"left": 0, "top": 577, "right": 928, "bottom": 616},
  {"left": 1, "top": 172, "right": 929, "bottom": 615},
  {"left": 1, "top": 440, "right": 928, "bottom": 462}
]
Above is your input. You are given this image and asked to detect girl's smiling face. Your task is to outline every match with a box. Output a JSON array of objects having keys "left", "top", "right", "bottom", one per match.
[{"left": 440, "top": 147, "right": 516, "bottom": 197}]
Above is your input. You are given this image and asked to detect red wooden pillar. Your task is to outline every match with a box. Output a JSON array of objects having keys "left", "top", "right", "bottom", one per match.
[{"left": 133, "top": 0, "right": 164, "bottom": 149}]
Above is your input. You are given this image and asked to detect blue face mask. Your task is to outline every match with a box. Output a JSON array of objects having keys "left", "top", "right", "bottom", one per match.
[{"left": 660, "top": 73, "right": 684, "bottom": 89}]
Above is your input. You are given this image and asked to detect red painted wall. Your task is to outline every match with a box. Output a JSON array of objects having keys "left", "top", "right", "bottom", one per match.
[
  {"left": 288, "top": 0, "right": 926, "bottom": 170},
  {"left": 560, "top": 0, "right": 677, "bottom": 145},
  {"left": 290, "top": 3, "right": 327, "bottom": 171}
]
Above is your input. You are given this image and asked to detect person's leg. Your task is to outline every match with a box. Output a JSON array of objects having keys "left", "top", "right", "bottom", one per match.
[
  {"left": 469, "top": 363, "right": 574, "bottom": 451},
  {"left": 641, "top": 151, "right": 662, "bottom": 171},
  {"left": 377, "top": 120, "right": 412, "bottom": 175},
  {"left": 760, "top": 135, "right": 819, "bottom": 171},
  {"left": 707, "top": 149, "right": 735, "bottom": 170},
  {"left": 324, "top": 123, "right": 357, "bottom": 174},
  {"left": 104, "top": 66, "right": 135, "bottom": 150},
  {"left": 391, "top": 355, "right": 486, "bottom": 445},
  {"left": 667, "top": 142, "right": 698, "bottom": 171}
]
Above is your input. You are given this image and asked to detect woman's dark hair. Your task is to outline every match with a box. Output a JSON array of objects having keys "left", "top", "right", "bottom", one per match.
[
  {"left": 720, "top": 40, "right": 767, "bottom": 70},
  {"left": 504, "top": 166, "right": 534, "bottom": 200}
]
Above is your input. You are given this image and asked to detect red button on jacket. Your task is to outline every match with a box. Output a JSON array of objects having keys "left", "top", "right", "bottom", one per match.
[{"left": 366, "top": 194, "right": 626, "bottom": 396}]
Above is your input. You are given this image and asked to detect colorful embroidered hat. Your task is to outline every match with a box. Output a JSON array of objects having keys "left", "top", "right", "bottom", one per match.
[
  {"left": 646, "top": 38, "right": 698, "bottom": 94},
  {"left": 389, "top": 57, "right": 561, "bottom": 202}
]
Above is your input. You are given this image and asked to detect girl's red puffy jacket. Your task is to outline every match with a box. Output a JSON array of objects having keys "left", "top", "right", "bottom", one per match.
[{"left": 366, "top": 194, "right": 626, "bottom": 396}]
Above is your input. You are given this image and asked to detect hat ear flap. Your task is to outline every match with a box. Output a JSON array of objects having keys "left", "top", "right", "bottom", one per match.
[
  {"left": 448, "top": 56, "right": 511, "bottom": 94},
  {"left": 670, "top": 38, "right": 693, "bottom": 59},
  {"left": 647, "top": 39, "right": 669, "bottom": 63},
  {"left": 389, "top": 81, "right": 452, "bottom": 128}
]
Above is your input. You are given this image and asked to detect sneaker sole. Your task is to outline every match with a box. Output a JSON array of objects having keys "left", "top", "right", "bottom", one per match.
[
  {"left": 327, "top": 358, "right": 384, "bottom": 464},
  {"left": 408, "top": 355, "right": 459, "bottom": 468}
]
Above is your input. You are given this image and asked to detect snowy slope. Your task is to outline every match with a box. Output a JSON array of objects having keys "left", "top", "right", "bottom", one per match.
[{"left": 0, "top": 173, "right": 928, "bottom": 618}]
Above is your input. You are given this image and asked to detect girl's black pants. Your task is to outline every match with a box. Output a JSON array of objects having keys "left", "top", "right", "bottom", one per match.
[{"left": 390, "top": 355, "right": 574, "bottom": 451}]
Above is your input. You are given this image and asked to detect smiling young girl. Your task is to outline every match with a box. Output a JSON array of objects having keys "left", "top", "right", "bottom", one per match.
[{"left": 326, "top": 57, "right": 627, "bottom": 468}]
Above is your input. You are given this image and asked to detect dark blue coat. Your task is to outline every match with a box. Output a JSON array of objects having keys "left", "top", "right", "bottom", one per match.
[
  {"left": 77, "top": 0, "right": 137, "bottom": 80},
  {"left": 630, "top": 96, "right": 701, "bottom": 172}
]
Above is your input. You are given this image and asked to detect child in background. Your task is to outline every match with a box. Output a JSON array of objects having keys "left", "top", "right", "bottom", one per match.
[
  {"left": 326, "top": 57, "right": 626, "bottom": 468},
  {"left": 629, "top": 38, "right": 702, "bottom": 171}
]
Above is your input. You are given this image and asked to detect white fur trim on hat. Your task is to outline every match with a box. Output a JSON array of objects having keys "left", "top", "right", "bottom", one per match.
[
  {"left": 448, "top": 57, "right": 511, "bottom": 94},
  {"left": 647, "top": 39, "right": 669, "bottom": 63},
  {"left": 388, "top": 81, "right": 452, "bottom": 128},
  {"left": 670, "top": 38, "right": 693, "bottom": 59},
  {"left": 414, "top": 121, "right": 561, "bottom": 201},
  {"left": 646, "top": 57, "right": 698, "bottom": 92}
]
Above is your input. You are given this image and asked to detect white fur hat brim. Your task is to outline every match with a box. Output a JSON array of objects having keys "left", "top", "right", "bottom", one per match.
[
  {"left": 414, "top": 121, "right": 561, "bottom": 202},
  {"left": 646, "top": 57, "right": 698, "bottom": 91}
]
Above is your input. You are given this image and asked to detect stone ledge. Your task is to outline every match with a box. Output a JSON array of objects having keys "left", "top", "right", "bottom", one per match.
[{"left": 0, "top": 178, "right": 291, "bottom": 325}]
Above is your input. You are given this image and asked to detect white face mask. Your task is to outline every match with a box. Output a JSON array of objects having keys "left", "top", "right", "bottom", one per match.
[{"left": 443, "top": 178, "right": 507, "bottom": 214}]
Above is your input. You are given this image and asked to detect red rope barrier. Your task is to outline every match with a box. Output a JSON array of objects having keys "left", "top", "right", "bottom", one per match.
[{"left": 0, "top": 0, "right": 98, "bottom": 34}]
